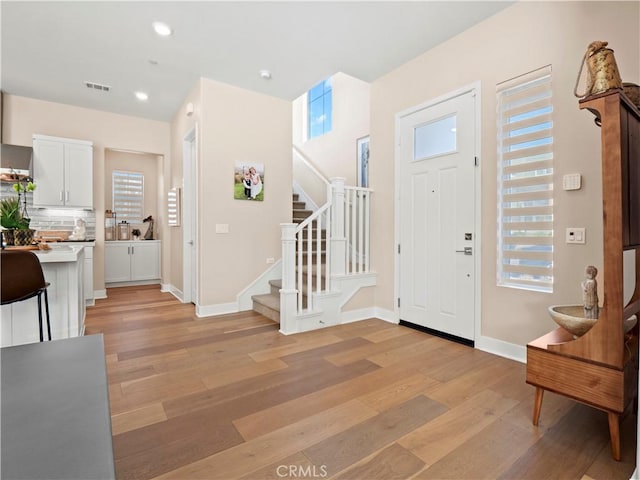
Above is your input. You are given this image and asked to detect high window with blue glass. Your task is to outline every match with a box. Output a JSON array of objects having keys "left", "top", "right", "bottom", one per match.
[{"left": 308, "top": 78, "right": 333, "bottom": 140}]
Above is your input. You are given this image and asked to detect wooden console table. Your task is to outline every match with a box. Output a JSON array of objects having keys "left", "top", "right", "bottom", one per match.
[{"left": 526, "top": 91, "right": 640, "bottom": 460}]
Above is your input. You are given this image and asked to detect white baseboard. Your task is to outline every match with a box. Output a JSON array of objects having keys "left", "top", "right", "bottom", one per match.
[
  {"left": 105, "top": 280, "right": 160, "bottom": 288},
  {"left": 340, "top": 307, "right": 398, "bottom": 325},
  {"left": 196, "top": 302, "right": 239, "bottom": 318},
  {"left": 94, "top": 289, "right": 107, "bottom": 300},
  {"left": 475, "top": 335, "right": 526, "bottom": 363},
  {"left": 161, "top": 283, "right": 184, "bottom": 302},
  {"left": 341, "top": 307, "right": 377, "bottom": 324},
  {"left": 374, "top": 307, "right": 398, "bottom": 324}
]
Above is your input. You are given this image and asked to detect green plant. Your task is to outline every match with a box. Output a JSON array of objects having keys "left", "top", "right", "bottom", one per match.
[
  {"left": 0, "top": 197, "right": 22, "bottom": 229},
  {"left": 4, "top": 177, "right": 37, "bottom": 230}
]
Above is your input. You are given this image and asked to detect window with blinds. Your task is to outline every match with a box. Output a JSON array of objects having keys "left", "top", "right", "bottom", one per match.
[
  {"left": 497, "top": 66, "right": 554, "bottom": 293},
  {"left": 112, "top": 171, "right": 144, "bottom": 224}
]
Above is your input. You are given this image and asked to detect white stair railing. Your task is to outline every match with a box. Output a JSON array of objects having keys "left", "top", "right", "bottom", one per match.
[
  {"left": 343, "top": 186, "right": 372, "bottom": 274},
  {"left": 281, "top": 177, "right": 372, "bottom": 333}
]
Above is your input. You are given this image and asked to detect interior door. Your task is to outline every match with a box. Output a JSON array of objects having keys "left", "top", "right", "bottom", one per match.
[
  {"left": 183, "top": 128, "right": 198, "bottom": 305},
  {"left": 398, "top": 90, "right": 477, "bottom": 341}
]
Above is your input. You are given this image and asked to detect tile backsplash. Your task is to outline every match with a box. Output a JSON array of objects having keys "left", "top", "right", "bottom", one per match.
[{"left": 1, "top": 183, "right": 96, "bottom": 238}]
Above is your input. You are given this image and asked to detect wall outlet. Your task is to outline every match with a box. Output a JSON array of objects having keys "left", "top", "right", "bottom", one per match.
[
  {"left": 566, "top": 227, "right": 586, "bottom": 244},
  {"left": 266, "top": 257, "right": 275, "bottom": 264}
]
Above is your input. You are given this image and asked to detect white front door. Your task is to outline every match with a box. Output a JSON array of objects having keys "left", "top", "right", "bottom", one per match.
[{"left": 398, "top": 90, "right": 477, "bottom": 341}]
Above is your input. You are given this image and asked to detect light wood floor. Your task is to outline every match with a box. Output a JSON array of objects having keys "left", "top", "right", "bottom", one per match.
[{"left": 85, "top": 285, "right": 637, "bottom": 480}]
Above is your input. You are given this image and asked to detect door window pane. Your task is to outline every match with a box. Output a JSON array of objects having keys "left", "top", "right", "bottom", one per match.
[{"left": 414, "top": 114, "right": 457, "bottom": 160}]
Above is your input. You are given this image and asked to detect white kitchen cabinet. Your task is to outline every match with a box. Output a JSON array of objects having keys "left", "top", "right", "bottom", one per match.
[
  {"left": 59, "top": 242, "right": 95, "bottom": 304},
  {"left": 1, "top": 246, "right": 85, "bottom": 347},
  {"left": 32, "top": 134, "right": 93, "bottom": 209},
  {"left": 83, "top": 244, "right": 94, "bottom": 304},
  {"left": 105, "top": 240, "right": 161, "bottom": 284}
]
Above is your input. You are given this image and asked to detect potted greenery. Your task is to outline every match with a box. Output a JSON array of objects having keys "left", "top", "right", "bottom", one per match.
[
  {"left": 1, "top": 196, "right": 21, "bottom": 246},
  {"left": 1, "top": 178, "right": 36, "bottom": 247}
]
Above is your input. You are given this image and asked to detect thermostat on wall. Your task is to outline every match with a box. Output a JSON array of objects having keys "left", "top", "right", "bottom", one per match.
[{"left": 563, "top": 173, "right": 582, "bottom": 191}]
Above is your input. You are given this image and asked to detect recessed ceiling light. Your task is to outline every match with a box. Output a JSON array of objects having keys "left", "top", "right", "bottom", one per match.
[
  {"left": 259, "top": 70, "right": 272, "bottom": 80},
  {"left": 135, "top": 91, "right": 149, "bottom": 101},
  {"left": 152, "top": 21, "right": 173, "bottom": 37}
]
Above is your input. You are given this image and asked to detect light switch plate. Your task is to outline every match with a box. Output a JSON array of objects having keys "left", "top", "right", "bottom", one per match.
[
  {"left": 215, "top": 224, "right": 229, "bottom": 234},
  {"left": 563, "top": 173, "right": 582, "bottom": 191},
  {"left": 566, "top": 227, "right": 586, "bottom": 244}
]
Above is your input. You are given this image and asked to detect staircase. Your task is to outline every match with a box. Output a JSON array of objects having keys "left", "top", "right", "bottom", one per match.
[
  {"left": 251, "top": 193, "right": 319, "bottom": 322},
  {"left": 251, "top": 167, "right": 375, "bottom": 334}
]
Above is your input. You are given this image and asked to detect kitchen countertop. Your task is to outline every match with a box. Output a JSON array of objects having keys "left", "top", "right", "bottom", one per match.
[{"left": 34, "top": 244, "right": 84, "bottom": 263}]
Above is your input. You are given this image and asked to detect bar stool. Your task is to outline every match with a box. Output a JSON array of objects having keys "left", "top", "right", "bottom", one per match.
[{"left": 1, "top": 250, "right": 51, "bottom": 342}]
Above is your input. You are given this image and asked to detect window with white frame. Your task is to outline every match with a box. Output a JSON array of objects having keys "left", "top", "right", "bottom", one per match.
[
  {"left": 497, "top": 66, "right": 554, "bottom": 293},
  {"left": 307, "top": 77, "right": 333, "bottom": 140},
  {"left": 112, "top": 170, "right": 144, "bottom": 224}
]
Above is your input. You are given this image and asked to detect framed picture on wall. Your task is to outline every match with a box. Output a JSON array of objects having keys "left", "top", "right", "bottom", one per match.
[
  {"left": 357, "top": 135, "right": 370, "bottom": 188},
  {"left": 234, "top": 162, "right": 264, "bottom": 201}
]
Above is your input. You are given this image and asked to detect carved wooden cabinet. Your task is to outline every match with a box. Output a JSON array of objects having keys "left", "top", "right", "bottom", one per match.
[{"left": 526, "top": 91, "right": 640, "bottom": 460}]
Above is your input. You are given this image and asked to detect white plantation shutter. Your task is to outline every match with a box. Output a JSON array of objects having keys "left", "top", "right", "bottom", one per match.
[
  {"left": 497, "top": 66, "right": 554, "bottom": 293},
  {"left": 113, "top": 171, "right": 144, "bottom": 224},
  {"left": 167, "top": 187, "right": 180, "bottom": 226}
]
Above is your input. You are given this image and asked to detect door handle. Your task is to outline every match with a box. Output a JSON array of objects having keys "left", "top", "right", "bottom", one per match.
[
  {"left": 455, "top": 247, "right": 473, "bottom": 255},
  {"left": 188, "top": 241, "right": 194, "bottom": 246}
]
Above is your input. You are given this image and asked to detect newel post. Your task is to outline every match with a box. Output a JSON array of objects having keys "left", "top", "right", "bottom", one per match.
[
  {"left": 330, "top": 177, "right": 346, "bottom": 276},
  {"left": 279, "top": 223, "right": 297, "bottom": 334}
]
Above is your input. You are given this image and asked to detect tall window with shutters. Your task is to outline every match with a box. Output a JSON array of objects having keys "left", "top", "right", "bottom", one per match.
[
  {"left": 497, "top": 66, "right": 554, "bottom": 293},
  {"left": 112, "top": 171, "right": 144, "bottom": 224}
]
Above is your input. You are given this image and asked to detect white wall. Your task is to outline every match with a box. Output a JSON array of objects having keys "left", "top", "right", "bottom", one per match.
[
  {"left": 370, "top": 1, "right": 640, "bottom": 345},
  {"left": 194, "top": 78, "right": 292, "bottom": 307}
]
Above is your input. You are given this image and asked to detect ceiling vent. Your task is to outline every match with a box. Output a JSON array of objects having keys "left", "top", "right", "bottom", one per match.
[{"left": 84, "top": 81, "right": 111, "bottom": 92}]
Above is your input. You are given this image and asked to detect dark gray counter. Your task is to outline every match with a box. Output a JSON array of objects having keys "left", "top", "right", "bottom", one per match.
[{"left": 1, "top": 334, "right": 115, "bottom": 479}]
